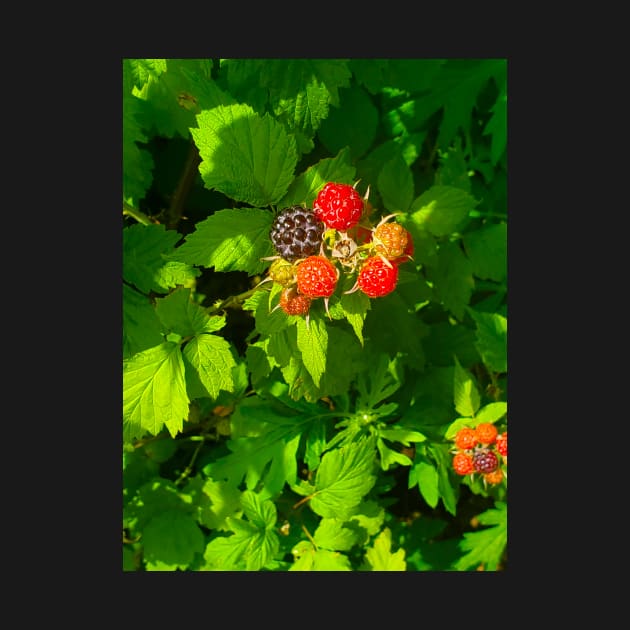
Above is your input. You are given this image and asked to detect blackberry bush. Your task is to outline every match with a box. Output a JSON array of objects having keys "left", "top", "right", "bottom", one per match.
[{"left": 269, "top": 205, "right": 325, "bottom": 262}]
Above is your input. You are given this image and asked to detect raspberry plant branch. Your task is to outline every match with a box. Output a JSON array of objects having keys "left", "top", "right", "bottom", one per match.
[
  {"left": 165, "top": 141, "right": 201, "bottom": 230},
  {"left": 122, "top": 202, "right": 155, "bottom": 226}
]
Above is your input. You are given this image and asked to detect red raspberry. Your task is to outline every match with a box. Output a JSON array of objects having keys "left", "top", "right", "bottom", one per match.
[
  {"left": 357, "top": 256, "right": 399, "bottom": 298},
  {"left": 313, "top": 182, "right": 364, "bottom": 231},
  {"left": 476, "top": 422, "right": 498, "bottom": 445},
  {"left": 279, "top": 287, "right": 311, "bottom": 316},
  {"left": 373, "top": 222, "right": 410, "bottom": 260},
  {"left": 454, "top": 427, "right": 478, "bottom": 450},
  {"left": 295, "top": 255, "right": 338, "bottom": 298},
  {"left": 452, "top": 452, "right": 474, "bottom": 476},
  {"left": 472, "top": 448, "right": 499, "bottom": 474},
  {"left": 496, "top": 432, "right": 508, "bottom": 457},
  {"left": 484, "top": 469, "right": 504, "bottom": 485}
]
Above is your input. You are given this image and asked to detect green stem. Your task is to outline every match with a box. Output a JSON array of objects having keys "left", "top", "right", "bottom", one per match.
[
  {"left": 206, "top": 286, "right": 263, "bottom": 315},
  {"left": 123, "top": 203, "right": 155, "bottom": 225}
]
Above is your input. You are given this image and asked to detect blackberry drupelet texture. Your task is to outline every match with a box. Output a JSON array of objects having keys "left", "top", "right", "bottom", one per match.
[{"left": 270, "top": 206, "right": 325, "bottom": 262}]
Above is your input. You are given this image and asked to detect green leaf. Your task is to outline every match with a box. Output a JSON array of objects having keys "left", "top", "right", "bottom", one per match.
[
  {"left": 467, "top": 308, "right": 507, "bottom": 373},
  {"left": 309, "top": 436, "right": 378, "bottom": 519},
  {"left": 434, "top": 142, "right": 472, "bottom": 193},
  {"left": 122, "top": 284, "right": 164, "bottom": 359},
  {"left": 377, "top": 439, "right": 413, "bottom": 471},
  {"left": 427, "top": 241, "right": 475, "bottom": 321},
  {"left": 183, "top": 333, "right": 236, "bottom": 399},
  {"left": 122, "top": 112, "right": 154, "bottom": 205},
  {"left": 463, "top": 223, "right": 507, "bottom": 282},
  {"left": 296, "top": 314, "right": 328, "bottom": 388},
  {"left": 264, "top": 59, "right": 352, "bottom": 135},
  {"left": 474, "top": 402, "right": 508, "bottom": 424},
  {"left": 193, "top": 478, "right": 242, "bottom": 531},
  {"left": 364, "top": 527, "right": 406, "bottom": 571},
  {"left": 318, "top": 84, "right": 378, "bottom": 160},
  {"left": 132, "top": 59, "right": 210, "bottom": 139},
  {"left": 279, "top": 147, "right": 356, "bottom": 208},
  {"left": 377, "top": 154, "right": 414, "bottom": 213},
  {"left": 192, "top": 103, "right": 298, "bottom": 206},
  {"left": 127, "top": 58, "right": 167, "bottom": 90},
  {"left": 454, "top": 502, "right": 507, "bottom": 571},
  {"left": 155, "top": 287, "right": 226, "bottom": 337},
  {"left": 241, "top": 489, "right": 277, "bottom": 529},
  {"left": 338, "top": 291, "right": 371, "bottom": 346},
  {"left": 290, "top": 543, "right": 352, "bottom": 571},
  {"left": 363, "top": 292, "right": 428, "bottom": 367},
  {"left": 409, "top": 185, "right": 477, "bottom": 237},
  {"left": 349, "top": 58, "right": 390, "bottom": 94},
  {"left": 484, "top": 85, "right": 507, "bottom": 165},
  {"left": 453, "top": 356, "right": 480, "bottom": 418},
  {"left": 204, "top": 396, "right": 309, "bottom": 498},
  {"left": 379, "top": 427, "right": 427, "bottom": 446},
  {"left": 142, "top": 510, "right": 204, "bottom": 569},
  {"left": 204, "top": 490, "right": 280, "bottom": 571},
  {"left": 169, "top": 208, "right": 275, "bottom": 275},
  {"left": 429, "top": 443, "right": 459, "bottom": 516},
  {"left": 422, "top": 321, "right": 480, "bottom": 368},
  {"left": 123, "top": 342, "right": 189, "bottom": 440},
  {"left": 410, "top": 458, "right": 440, "bottom": 508},
  {"left": 153, "top": 261, "right": 200, "bottom": 292},
  {"left": 356, "top": 353, "right": 401, "bottom": 411},
  {"left": 123, "top": 224, "right": 181, "bottom": 294},
  {"left": 313, "top": 518, "right": 359, "bottom": 551}
]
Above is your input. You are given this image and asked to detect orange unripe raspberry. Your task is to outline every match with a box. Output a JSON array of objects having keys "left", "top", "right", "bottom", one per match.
[
  {"left": 476, "top": 422, "right": 498, "bottom": 445},
  {"left": 373, "top": 222, "right": 409, "bottom": 259},
  {"left": 455, "top": 427, "right": 478, "bottom": 450},
  {"left": 484, "top": 469, "right": 504, "bottom": 485},
  {"left": 452, "top": 452, "right": 474, "bottom": 475}
]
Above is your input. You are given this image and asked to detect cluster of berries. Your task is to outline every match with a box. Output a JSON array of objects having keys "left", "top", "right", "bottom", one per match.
[
  {"left": 265, "top": 182, "right": 414, "bottom": 319},
  {"left": 450, "top": 423, "right": 508, "bottom": 487}
]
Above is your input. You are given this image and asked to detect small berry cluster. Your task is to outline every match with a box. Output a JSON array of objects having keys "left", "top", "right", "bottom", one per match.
[
  {"left": 265, "top": 182, "right": 414, "bottom": 319},
  {"left": 450, "top": 423, "right": 508, "bottom": 487}
]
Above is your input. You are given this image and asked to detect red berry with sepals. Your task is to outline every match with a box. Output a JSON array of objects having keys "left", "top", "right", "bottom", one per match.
[
  {"left": 295, "top": 255, "right": 338, "bottom": 298},
  {"left": 279, "top": 286, "right": 311, "bottom": 316},
  {"left": 313, "top": 182, "right": 364, "bottom": 231},
  {"left": 452, "top": 452, "right": 474, "bottom": 476},
  {"left": 496, "top": 432, "right": 508, "bottom": 457},
  {"left": 356, "top": 255, "right": 399, "bottom": 298}
]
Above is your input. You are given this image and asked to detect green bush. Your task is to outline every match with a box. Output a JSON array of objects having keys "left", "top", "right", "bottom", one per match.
[{"left": 122, "top": 58, "right": 507, "bottom": 571}]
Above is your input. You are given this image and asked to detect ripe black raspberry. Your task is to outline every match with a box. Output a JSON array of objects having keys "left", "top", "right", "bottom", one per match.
[
  {"left": 472, "top": 448, "right": 499, "bottom": 474},
  {"left": 270, "top": 206, "right": 325, "bottom": 262}
]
